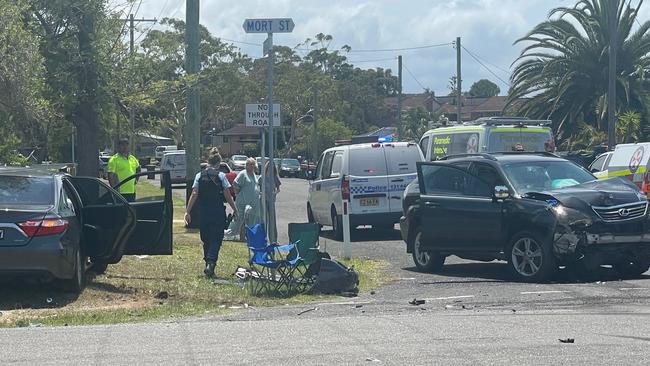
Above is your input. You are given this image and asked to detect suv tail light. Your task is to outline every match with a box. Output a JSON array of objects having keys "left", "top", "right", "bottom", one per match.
[
  {"left": 18, "top": 219, "right": 68, "bottom": 237},
  {"left": 341, "top": 175, "right": 350, "bottom": 201}
]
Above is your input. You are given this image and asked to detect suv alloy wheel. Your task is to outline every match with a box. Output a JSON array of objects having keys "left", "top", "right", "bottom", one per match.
[
  {"left": 508, "top": 232, "right": 556, "bottom": 282},
  {"left": 412, "top": 230, "right": 445, "bottom": 273}
]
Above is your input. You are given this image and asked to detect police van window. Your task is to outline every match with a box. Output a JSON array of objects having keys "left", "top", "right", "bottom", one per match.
[
  {"left": 331, "top": 151, "right": 343, "bottom": 177},
  {"left": 419, "top": 136, "right": 430, "bottom": 155},
  {"left": 349, "top": 148, "right": 388, "bottom": 176},
  {"left": 315, "top": 153, "right": 325, "bottom": 179},
  {"left": 420, "top": 165, "right": 474, "bottom": 196},
  {"left": 387, "top": 145, "right": 421, "bottom": 175},
  {"left": 320, "top": 151, "right": 335, "bottom": 179}
]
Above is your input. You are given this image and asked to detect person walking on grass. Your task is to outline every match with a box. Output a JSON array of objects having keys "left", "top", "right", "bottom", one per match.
[
  {"left": 185, "top": 148, "right": 238, "bottom": 277},
  {"left": 226, "top": 157, "right": 262, "bottom": 240},
  {"left": 107, "top": 138, "right": 141, "bottom": 202}
]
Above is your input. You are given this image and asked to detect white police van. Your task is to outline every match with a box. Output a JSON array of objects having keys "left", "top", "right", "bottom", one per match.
[{"left": 307, "top": 141, "right": 424, "bottom": 239}]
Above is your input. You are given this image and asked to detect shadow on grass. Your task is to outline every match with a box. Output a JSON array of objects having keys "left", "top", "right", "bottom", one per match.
[{"left": 0, "top": 280, "right": 80, "bottom": 311}]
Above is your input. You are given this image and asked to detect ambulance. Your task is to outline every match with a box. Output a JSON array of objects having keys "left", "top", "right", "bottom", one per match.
[
  {"left": 307, "top": 140, "right": 424, "bottom": 239},
  {"left": 419, "top": 116, "right": 555, "bottom": 161},
  {"left": 589, "top": 143, "right": 650, "bottom": 196}
]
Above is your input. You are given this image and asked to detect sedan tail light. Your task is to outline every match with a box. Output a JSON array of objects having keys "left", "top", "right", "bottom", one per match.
[{"left": 18, "top": 219, "right": 68, "bottom": 237}]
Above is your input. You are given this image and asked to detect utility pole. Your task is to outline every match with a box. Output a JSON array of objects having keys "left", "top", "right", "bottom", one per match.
[
  {"left": 607, "top": 0, "right": 618, "bottom": 150},
  {"left": 456, "top": 37, "right": 462, "bottom": 124},
  {"left": 397, "top": 55, "right": 403, "bottom": 138},
  {"left": 185, "top": 0, "right": 201, "bottom": 185},
  {"left": 118, "top": 14, "right": 156, "bottom": 143},
  {"left": 312, "top": 84, "right": 319, "bottom": 162}
]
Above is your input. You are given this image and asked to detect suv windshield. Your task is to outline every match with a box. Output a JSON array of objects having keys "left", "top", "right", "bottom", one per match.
[{"left": 502, "top": 160, "right": 595, "bottom": 194}]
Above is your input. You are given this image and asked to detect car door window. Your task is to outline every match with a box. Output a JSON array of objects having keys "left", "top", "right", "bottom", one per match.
[
  {"left": 58, "top": 187, "right": 76, "bottom": 217},
  {"left": 470, "top": 163, "right": 503, "bottom": 197},
  {"left": 331, "top": 151, "right": 343, "bottom": 177},
  {"left": 590, "top": 155, "right": 607, "bottom": 172},
  {"left": 320, "top": 151, "right": 335, "bottom": 179},
  {"left": 419, "top": 164, "right": 472, "bottom": 196}
]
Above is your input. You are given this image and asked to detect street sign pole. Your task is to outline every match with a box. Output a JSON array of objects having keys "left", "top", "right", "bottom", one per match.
[
  {"left": 244, "top": 18, "right": 293, "bottom": 243},
  {"left": 266, "top": 32, "right": 277, "bottom": 243}
]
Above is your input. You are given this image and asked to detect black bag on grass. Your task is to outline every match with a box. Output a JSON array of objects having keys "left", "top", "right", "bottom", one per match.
[{"left": 312, "top": 258, "right": 359, "bottom": 295}]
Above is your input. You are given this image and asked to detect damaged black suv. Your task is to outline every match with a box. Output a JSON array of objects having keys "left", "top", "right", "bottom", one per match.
[{"left": 400, "top": 153, "right": 650, "bottom": 282}]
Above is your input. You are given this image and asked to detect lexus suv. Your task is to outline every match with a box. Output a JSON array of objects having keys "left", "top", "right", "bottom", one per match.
[{"left": 400, "top": 152, "right": 650, "bottom": 282}]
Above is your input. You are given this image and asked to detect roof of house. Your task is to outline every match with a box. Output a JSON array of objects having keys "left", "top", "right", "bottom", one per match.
[
  {"left": 384, "top": 93, "right": 434, "bottom": 110},
  {"left": 217, "top": 124, "right": 261, "bottom": 137}
]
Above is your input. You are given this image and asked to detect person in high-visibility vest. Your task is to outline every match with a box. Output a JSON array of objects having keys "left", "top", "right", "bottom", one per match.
[{"left": 108, "top": 138, "right": 141, "bottom": 202}]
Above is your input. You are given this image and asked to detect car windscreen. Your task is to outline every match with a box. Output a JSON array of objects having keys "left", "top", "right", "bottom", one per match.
[
  {"left": 282, "top": 159, "right": 300, "bottom": 167},
  {"left": 232, "top": 155, "right": 247, "bottom": 162},
  {"left": 0, "top": 176, "right": 54, "bottom": 206},
  {"left": 502, "top": 161, "right": 595, "bottom": 195},
  {"left": 349, "top": 147, "right": 387, "bottom": 176},
  {"left": 488, "top": 130, "right": 552, "bottom": 152}
]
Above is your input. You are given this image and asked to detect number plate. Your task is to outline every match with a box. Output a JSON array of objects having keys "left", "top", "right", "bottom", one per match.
[
  {"left": 0, "top": 229, "right": 4, "bottom": 240},
  {"left": 360, "top": 198, "right": 379, "bottom": 207}
]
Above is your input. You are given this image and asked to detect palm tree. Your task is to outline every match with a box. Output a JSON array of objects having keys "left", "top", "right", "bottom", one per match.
[{"left": 507, "top": 0, "right": 650, "bottom": 143}]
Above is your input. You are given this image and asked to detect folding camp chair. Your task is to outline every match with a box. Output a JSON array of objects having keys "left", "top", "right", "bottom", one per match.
[
  {"left": 245, "top": 224, "right": 297, "bottom": 297},
  {"left": 286, "top": 223, "right": 321, "bottom": 294}
]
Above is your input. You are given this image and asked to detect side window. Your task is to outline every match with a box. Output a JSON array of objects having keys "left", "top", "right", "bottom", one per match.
[
  {"left": 71, "top": 178, "right": 117, "bottom": 206},
  {"left": 419, "top": 136, "right": 430, "bottom": 156},
  {"left": 420, "top": 165, "right": 472, "bottom": 196},
  {"left": 59, "top": 188, "right": 76, "bottom": 216},
  {"left": 321, "top": 151, "right": 335, "bottom": 179},
  {"left": 590, "top": 155, "right": 607, "bottom": 172},
  {"left": 331, "top": 151, "right": 343, "bottom": 177},
  {"left": 471, "top": 163, "right": 503, "bottom": 197},
  {"left": 431, "top": 134, "right": 451, "bottom": 160},
  {"left": 315, "top": 153, "right": 325, "bottom": 180}
]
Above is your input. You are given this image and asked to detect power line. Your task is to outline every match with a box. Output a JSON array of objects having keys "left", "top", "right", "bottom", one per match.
[
  {"left": 461, "top": 46, "right": 511, "bottom": 87},
  {"left": 347, "top": 57, "right": 396, "bottom": 64},
  {"left": 462, "top": 46, "right": 510, "bottom": 75},
  {"left": 402, "top": 62, "right": 427, "bottom": 91},
  {"left": 342, "top": 42, "right": 453, "bottom": 53},
  {"left": 221, "top": 38, "right": 262, "bottom": 47}
]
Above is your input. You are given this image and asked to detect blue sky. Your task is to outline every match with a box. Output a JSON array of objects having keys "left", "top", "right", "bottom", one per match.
[{"left": 121, "top": 0, "right": 649, "bottom": 95}]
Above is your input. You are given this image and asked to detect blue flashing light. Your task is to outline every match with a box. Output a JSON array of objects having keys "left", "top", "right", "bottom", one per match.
[{"left": 378, "top": 135, "right": 393, "bottom": 143}]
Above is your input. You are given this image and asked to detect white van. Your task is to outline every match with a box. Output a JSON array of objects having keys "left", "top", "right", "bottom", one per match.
[
  {"left": 589, "top": 143, "right": 650, "bottom": 196},
  {"left": 307, "top": 141, "right": 424, "bottom": 239},
  {"left": 155, "top": 145, "right": 178, "bottom": 160},
  {"left": 160, "top": 150, "right": 186, "bottom": 185},
  {"left": 419, "top": 117, "right": 554, "bottom": 161}
]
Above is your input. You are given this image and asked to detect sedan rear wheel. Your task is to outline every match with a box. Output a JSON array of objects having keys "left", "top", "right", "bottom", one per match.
[
  {"left": 62, "top": 249, "right": 86, "bottom": 294},
  {"left": 412, "top": 230, "right": 445, "bottom": 273},
  {"left": 508, "top": 232, "right": 556, "bottom": 282}
]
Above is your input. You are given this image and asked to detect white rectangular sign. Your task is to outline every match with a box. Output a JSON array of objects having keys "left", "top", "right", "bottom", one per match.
[
  {"left": 245, "top": 103, "right": 280, "bottom": 127},
  {"left": 242, "top": 18, "right": 294, "bottom": 33}
]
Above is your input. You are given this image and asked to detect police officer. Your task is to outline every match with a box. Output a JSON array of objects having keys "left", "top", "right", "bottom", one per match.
[{"left": 185, "top": 148, "right": 238, "bottom": 277}]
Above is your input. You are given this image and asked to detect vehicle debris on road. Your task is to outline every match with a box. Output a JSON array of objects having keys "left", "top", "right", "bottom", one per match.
[
  {"left": 559, "top": 338, "right": 575, "bottom": 344},
  {"left": 298, "top": 307, "right": 318, "bottom": 316},
  {"left": 409, "top": 299, "right": 425, "bottom": 305}
]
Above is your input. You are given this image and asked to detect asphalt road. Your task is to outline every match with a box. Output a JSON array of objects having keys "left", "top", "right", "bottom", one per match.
[{"left": 3, "top": 177, "right": 650, "bottom": 365}]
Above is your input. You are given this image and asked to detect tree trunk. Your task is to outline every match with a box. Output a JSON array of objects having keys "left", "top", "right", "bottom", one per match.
[{"left": 73, "top": 6, "right": 100, "bottom": 177}]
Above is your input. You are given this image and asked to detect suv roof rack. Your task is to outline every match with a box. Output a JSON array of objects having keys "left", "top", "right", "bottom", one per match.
[
  {"left": 439, "top": 153, "right": 497, "bottom": 161},
  {"left": 466, "top": 116, "right": 552, "bottom": 127}
]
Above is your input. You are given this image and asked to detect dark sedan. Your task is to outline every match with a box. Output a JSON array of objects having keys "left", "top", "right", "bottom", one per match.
[{"left": 0, "top": 168, "right": 173, "bottom": 293}]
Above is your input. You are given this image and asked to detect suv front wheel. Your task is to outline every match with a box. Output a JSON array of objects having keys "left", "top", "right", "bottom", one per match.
[
  {"left": 412, "top": 230, "right": 445, "bottom": 273},
  {"left": 508, "top": 232, "right": 556, "bottom": 282}
]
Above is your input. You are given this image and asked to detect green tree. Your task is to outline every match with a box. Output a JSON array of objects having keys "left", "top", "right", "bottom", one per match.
[
  {"left": 508, "top": 0, "right": 650, "bottom": 144},
  {"left": 617, "top": 110, "right": 642, "bottom": 143},
  {"left": 469, "top": 79, "right": 500, "bottom": 98}
]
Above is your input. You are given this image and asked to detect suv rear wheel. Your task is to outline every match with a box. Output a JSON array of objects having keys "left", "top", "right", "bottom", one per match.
[
  {"left": 412, "top": 230, "right": 445, "bottom": 273},
  {"left": 508, "top": 232, "right": 556, "bottom": 282}
]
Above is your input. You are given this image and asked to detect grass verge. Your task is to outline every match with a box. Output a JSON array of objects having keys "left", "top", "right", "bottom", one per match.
[{"left": 0, "top": 182, "right": 391, "bottom": 328}]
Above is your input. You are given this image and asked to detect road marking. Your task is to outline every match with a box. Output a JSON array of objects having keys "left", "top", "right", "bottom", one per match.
[
  {"left": 423, "top": 295, "right": 475, "bottom": 301},
  {"left": 619, "top": 287, "right": 649, "bottom": 291},
  {"left": 520, "top": 290, "right": 570, "bottom": 295},
  {"left": 398, "top": 277, "right": 416, "bottom": 281}
]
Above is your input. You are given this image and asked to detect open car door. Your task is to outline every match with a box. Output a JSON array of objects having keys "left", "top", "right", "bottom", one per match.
[
  {"left": 114, "top": 171, "right": 173, "bottom": 255},
  {"left": 67, "top": 176, "right": 136, "bottom": 264}
]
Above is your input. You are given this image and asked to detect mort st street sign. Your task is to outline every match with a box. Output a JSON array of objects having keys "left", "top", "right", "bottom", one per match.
[
  {"left": 245, "top": 103, "right": 281, "bottom": 127},
  {"left": 242, "top": 18, "right": 294, "bottom": 33}
]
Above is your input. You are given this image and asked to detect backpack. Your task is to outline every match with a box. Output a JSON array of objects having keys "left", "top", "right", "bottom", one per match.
[{"left": 312, "top": 258, "right": 359, "bottom": 295}]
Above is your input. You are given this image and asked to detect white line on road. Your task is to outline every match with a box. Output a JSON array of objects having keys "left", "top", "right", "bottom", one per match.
[
  {"left": 520, "top": 290, "right": 571, "bottom": 295},
  {"left": 619, "top": 288, "right": 649, "bottom": 291},
  {"left": 423, "top": 295, "right": 475, "bottom": 301}
]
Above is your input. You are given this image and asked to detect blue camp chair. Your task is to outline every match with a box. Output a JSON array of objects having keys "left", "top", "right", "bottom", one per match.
[{"left": 246, "top": 224, "right": 297, "bottom": 296}]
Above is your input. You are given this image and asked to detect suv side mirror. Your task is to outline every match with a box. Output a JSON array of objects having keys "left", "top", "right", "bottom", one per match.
[{"left": 494, "top": 185, "right": 510, "bottom": 200}]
